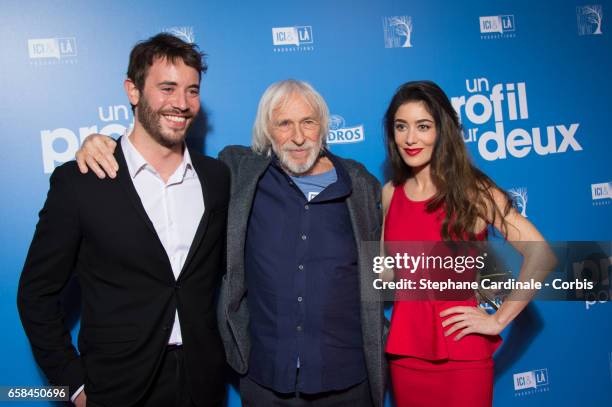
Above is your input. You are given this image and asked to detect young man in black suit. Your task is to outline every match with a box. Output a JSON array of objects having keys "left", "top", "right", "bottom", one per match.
[{"left": 17, "top": 33, "right": 229, "bottom": 407}]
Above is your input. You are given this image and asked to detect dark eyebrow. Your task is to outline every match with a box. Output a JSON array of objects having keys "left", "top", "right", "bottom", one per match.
[
  {"left": 157, "top": 81, "right": 200, "bottom": 90},
  {"left": 394, "top": 118, "right": 433, "bottom": 124}
]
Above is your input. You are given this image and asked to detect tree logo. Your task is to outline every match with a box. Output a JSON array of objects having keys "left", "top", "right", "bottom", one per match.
[
  {"left": 382, "top": 16, "right": 413, "bottom": 48},
  {"left": 577, "top": 5, "right": 603, "bottom": 35},
  {"left": 509, "top": 187, "right": 528, "bottom": 217},
  {"left": 162, "top": 26, "right": 195, "bottom": 43}
]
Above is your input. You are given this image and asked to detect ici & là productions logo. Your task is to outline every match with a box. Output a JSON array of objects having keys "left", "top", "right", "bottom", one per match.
[
  {"left": 327, "top": 115, "right": 365, "bottom": 145},
  {"left": 162, "top": 26, "right": 195, "bottom": 43},
  {"left": 382, "top": 16, "right": 413, "bottom": 48},
  {"left": 272, "top": 26, "right": 314, "bottom": 53},
  {"left": 508, "top": 187, "right": 528, "bottom": 217},
  {"left": 577, "top": 5, "right": 603, "bottom": 35},
  {"left": 591, "top": 181, "right": 611, "bottom": 206},
  {"left": 27, "top": 37, "right": 77, "bottom": 66},
  {"left": 479, "top": 15, "right": 516, "bottom": 39},
  {"left": 513, "top": 368, "right": 550, "bottom": 396}
]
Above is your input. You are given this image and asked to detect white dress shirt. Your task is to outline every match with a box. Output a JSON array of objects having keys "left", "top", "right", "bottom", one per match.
[{"left": 121, "top": 134, "right": 204, "bottom": 345}]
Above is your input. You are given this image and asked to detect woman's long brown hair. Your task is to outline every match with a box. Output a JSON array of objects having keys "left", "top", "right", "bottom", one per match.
[{"left": 384, "top": 81, "right": 512, "bottom": 240}]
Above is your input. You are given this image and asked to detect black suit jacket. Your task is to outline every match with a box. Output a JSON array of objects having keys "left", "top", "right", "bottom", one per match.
[{"left": 17, "top": 141, "right": 230, "bottom": 407}]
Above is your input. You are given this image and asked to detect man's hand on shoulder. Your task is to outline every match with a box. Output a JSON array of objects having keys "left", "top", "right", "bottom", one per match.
[{"left": 75, "top": 134, "right": 118, "bottom": 179}]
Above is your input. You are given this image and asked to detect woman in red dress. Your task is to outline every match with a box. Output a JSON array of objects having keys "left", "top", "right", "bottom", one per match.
[{"left": 382, "top": 81, "right": 550, "bottom": 407}]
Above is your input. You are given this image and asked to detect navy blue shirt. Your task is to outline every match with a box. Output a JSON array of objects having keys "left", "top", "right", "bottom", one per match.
[{"left": 245, "top": 153, "right": 367, "bottom": 394}]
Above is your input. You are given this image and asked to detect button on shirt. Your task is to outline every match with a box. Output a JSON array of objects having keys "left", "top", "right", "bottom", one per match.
[
  {"left": 121, "top": 135, "right": 204, "bottom": 345},
  {"left": 289, "top": 168, "right": 338, "bottom": 369},
  {"left": 245, "top": 154, "right": 366, "bottom": 394}
]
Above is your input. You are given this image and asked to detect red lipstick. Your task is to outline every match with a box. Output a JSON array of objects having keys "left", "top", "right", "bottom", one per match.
[{"left": 404, "top": 148, "right": 423, "bottom": 156}]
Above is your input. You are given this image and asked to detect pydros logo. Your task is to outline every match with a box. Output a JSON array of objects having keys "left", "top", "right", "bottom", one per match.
[
  {"left": 451, "top": 78, "right": 582, "bottom": 161},
  {"left": 327, "top": 115, "right": 364, "bottom": 144},
  {"left": 41, "top": 104, "right": 132, "bottom": 173}
]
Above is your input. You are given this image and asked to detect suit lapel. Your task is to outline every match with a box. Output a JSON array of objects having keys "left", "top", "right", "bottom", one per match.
[
  {"left": 178, "top": 152, "right": 211, "bottom": 280},
  {"left": 115, "top": 142, "right": 174, "bottom": 275}
]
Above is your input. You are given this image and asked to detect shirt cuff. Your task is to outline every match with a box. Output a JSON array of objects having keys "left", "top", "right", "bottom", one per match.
[{"left": 71, "top": 385, "right": 84, "bottom": 403}]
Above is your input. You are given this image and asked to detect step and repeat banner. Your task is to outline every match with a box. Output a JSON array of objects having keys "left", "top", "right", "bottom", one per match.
[{"left": 0, "top": 0, "right": 610, "bottom": 405}]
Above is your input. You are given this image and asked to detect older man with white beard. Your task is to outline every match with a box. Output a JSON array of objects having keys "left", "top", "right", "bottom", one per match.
[
  {"left": 216, "top": 80, "right": 385, "bottom": 406},
  {"left": 75, "top": 79, "right": 386, "bottom": 406}
]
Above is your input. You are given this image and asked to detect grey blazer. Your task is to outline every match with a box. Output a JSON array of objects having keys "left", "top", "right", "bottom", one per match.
[{"left": 217, "top": 145, "right": 387, "bottom": 407}]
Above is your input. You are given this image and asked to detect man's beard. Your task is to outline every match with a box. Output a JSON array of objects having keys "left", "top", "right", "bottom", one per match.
[
  {"left": 274, "top": 137, "right": 323, "bottom": 176},
  {"left": 137, "top": 96, "right": 193, "bottom": 148}
]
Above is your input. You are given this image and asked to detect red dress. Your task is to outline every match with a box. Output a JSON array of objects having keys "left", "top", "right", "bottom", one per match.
[{"left": 384, "top": 186, "right": 501, "bottom": 407}]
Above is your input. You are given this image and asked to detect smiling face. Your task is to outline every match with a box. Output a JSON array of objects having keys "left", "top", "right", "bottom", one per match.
[
  {"left": 127, "top": 57, "right": 200, "bottom": 148},
  {"left": 393, "top": 101, "right": 437, "bottom": 170},
  {"left": 269, "top": 93, "right": 323, "bottom": 175}
]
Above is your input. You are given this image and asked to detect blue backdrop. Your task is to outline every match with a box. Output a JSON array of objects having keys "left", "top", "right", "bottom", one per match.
[{"left": 1, "top": 0, "right": 610, "bottom": 405}]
